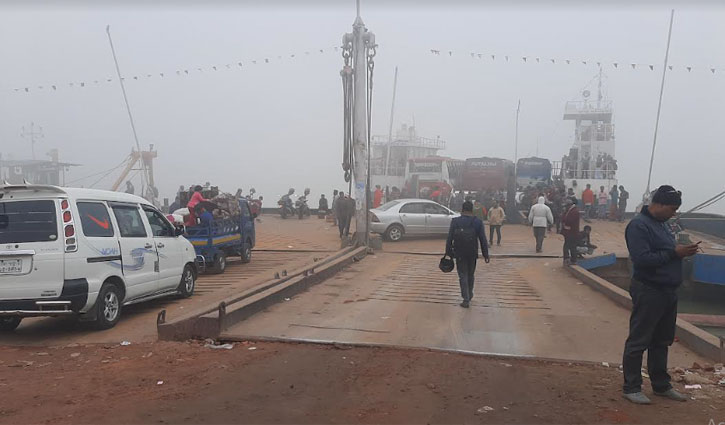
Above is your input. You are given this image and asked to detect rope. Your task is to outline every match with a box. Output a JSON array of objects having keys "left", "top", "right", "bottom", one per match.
[{"left": 65, "top": 157, "right": 129, "bottom": 185}]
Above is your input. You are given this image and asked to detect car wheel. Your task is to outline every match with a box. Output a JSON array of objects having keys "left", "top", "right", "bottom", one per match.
[
  {"left": 212, "top": 253, "right": 227, "bottom": 274},
  {"left": 177, "top": 264, "right": 196, "bottom": 298},
  {"left": 385, "top": 224, "right": 404, "bottom": 242},
  {"left": 241, "top": 241, "right": 252, "bottom": 264},
  {"left": 0, "top": 317, "right": 22, "bottom": 332},
  {"left": 93, "top": 283, "right": 122, "bottom": 330}
]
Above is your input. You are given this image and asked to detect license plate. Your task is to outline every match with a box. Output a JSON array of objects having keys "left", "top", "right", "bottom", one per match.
[{"left": 0, "top": 259, "right": 22, "bottom": 274}]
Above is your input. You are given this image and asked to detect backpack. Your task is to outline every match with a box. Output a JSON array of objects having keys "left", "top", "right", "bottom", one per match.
[{"left": 452, "top": 219, "right": 478, "bottom": 257}]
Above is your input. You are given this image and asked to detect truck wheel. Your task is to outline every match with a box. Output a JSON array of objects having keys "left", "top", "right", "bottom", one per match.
[
  {"left": 93, "top": 283, "right": 122, "bottom": 330},
  {"left": 177, "top": 264, "right": 196, "bottom": 298},
  {"left": 385, "top": 224, "right": 404, "bottom": 242},
  {"left": 0, "top": 317, "right": 22, "bottom": 331},
  {"left": 241, "top": 241, "right": 252, "bottom": 264},
  {"left": 212, "top": 253, "right": 227, "bottom": 274}
]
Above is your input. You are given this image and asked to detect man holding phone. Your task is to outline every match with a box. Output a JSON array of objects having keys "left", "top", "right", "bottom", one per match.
[{"left": 621, "top": 185, "right": 699, "bottom": 404}]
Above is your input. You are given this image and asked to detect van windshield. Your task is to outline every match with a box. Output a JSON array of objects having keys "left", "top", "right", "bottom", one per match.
[{"left": 0, "top": 200, "right": 58, "bottom": 244}]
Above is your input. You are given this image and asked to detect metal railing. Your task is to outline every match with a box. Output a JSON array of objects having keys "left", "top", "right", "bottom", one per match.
[
  {"left": 564, "top": 100, "right": 613, "bottom": 115},
  {"left": 371, "top": 135, "right": 446, "bottom": 150}
]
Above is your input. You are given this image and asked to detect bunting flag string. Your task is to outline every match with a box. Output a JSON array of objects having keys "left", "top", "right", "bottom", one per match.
[
  {"left": 430, "top": 48, "right": 724, "bottom": 75},
  {"left": 8, "top": 45, "right": 340, "bottom": 94}
]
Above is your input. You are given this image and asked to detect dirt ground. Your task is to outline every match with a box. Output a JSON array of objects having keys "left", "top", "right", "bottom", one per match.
[{"left": 0, "top": 340, "right": 723, "bottom": 425}]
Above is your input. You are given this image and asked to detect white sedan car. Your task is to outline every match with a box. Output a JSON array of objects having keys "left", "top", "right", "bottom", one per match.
[{"left": 370, "top": 199, "right": 460, "bottom": 241}]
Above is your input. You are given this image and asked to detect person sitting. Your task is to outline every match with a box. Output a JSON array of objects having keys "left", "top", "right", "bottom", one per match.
[
  {"left": 576, "top": 225, "right": 598, "bottom": 257},
  {"left": 185, "top": 185, "right": 209, "bottom": 227},
  {"left": 199, "top": 206, "right": 214, "bottom": 227}
]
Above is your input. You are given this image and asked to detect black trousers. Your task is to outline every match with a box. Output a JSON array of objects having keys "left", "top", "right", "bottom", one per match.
[
  {"left": 489, "top": 225, "right": 502, "bottom": 245},
  {"left": 338, "top": 216, "right": 351, "bottom": 237},
  {"left": 533, "top": 227, "right": 546, "bottom": 252},
  {"left": 455, "top": 256, "right": 477, "bottom": 302},
  {"left": 563, "top": 235, "right": 578, "bottom": 262},
  {"left": 622, "top": 280, "right": 678, "bottom": 394}
]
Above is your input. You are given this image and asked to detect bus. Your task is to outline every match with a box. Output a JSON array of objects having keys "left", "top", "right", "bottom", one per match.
[
  {"left": 404, "top": 156, "right": 464, "bottom": 199},
  {"left": 516, "top": 157, "right": 552, "bottom": 188}
]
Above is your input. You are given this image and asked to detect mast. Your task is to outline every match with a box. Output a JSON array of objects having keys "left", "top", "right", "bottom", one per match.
[{"left": 384, "top": 66, "right": 398, "bottom": 176}]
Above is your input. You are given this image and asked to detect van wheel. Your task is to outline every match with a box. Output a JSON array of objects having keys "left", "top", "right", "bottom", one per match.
[
  {"left": 241, "top": 241, "right": 252, "bottom": 264},
  {"left": 385, "top": 224, "right": 404, "bottom": 242},
  {"left": 177, "top": 265, "right": 196, "bottom": 298},
  {"left": 0, "top": 317, "right": 22, "bottom": 331},
  {"left": 212, "top": 253, "right": 227, "bottom": 274},
  {"left": 93, "top": 283, "right": 122, "bottom": 330}
]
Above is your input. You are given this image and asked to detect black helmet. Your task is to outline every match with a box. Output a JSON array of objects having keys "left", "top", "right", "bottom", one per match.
[{"left": 439, "top": 255, "right": 455, "bottom": 273}]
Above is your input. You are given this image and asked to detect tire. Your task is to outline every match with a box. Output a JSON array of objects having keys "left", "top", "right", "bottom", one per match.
[
  {"left": 93, "top": 283, "right": 122, "bottom": 330},
  {"left": 241, "top": 241, "right": 252, "bottom": 264},
  {"left": 385, "top": 224, "right": 405, "bottom": 242},
  {"left": 212, "top": 253, "right": 227, "bottom": 274},
  {"left": 0, "top": 317, "right": 22, "bottom": 332},
  {"left": 177, "top": 264, "right": 196, "bottom": 298}
]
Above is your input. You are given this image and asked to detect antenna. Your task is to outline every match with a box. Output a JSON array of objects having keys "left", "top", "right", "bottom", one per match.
[
  {"left": 356, "top": 0, "right": 361, "bottom": 18},
  {"left": 20, "top": 122, "right": 44, "bottom": 160}
]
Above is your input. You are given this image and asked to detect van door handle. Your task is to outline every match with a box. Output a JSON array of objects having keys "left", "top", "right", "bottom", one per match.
[
  {"left": 144, "top": 243, "right": 153, "bottom": 249},
  {"left": 156, "top": 243, "right": 165, "bottom": 248}
]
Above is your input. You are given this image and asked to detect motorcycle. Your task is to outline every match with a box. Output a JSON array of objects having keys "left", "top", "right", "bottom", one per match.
[
  {"left": 278, "top": 195, "right": 296, "bottom": 219},
  {"left": 295, "top": 196, "right": 310, "bottom": 220}
]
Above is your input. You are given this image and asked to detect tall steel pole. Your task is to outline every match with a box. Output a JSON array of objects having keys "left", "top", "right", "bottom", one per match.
[
  {"left": 352, "top": 2, "right": 373, "bottom": 246},
  {"left": 645, "top": 9, "right": 675, "bottom": 197},
  {"left": 106, "top": 25, "right": 150, "bottom": 195},
  {"left": 384, "top": 66, "right": 398, "bottom": 176},
  {"left": 514, "top": 100, "right": 521, "bottom": 170}
]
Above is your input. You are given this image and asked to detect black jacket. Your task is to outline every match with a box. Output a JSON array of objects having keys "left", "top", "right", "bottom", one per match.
[
  {"left": 625, "top": 206, "right": 681, "bottom": 288},
  {"left": 445, "top": 215, "right": 489, "bottom": 259}
]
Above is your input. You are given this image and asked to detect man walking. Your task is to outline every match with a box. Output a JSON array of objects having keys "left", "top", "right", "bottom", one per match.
[
  {"left": 561, "top": 197, "right": 581, "bottom": 265},
  {"left": 621, "top": 185, "right": 699, "bottom": 405},
  {"left": 487, "top": 200, "right": 505, "bottom": 246},
  {"left": 619, "top": 185, "right": 629, "bottom": 222},
  {"left": 335, "top": 192, "right": 352, "bottom": 238},
  {"left": 610, "top": 185, "right": 620, "bottom": 221},
  {"left": 582, "top": 183, "right": 595, "bottom": 220},
  {"left": 373, "top": 185, "right": 383, "bottom": 208},
  {"left": 528, "top": 196, "right": 554, "bottom": 253},
  {"left": 331, "top": 190, "right": 340, "bottom": 226},
  {"left": 445, "top": 201, "right": 490, "bottom": 308}
]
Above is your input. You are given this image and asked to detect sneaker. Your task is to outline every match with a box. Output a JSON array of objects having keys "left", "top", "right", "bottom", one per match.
[
  {"left": 459, "top": 301, "right": 470, "bottom": 308},
  {"left": 622, "top": 392, "right": 652, "bottom": 405},
  {"left": 653, "top": 388, "right": 688, "bottom": 402}
]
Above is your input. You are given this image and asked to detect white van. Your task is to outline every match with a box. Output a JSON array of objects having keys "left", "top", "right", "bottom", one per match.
[{"left": 0, "top": 184, "right": 198, "bottom": 331}]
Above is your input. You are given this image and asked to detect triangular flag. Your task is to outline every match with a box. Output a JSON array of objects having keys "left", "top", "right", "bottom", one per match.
[
  {"left": 566, "top": 59, "right": 571, "bottom": 65},
  {"left": 134, "top": 76, "right": 138, "bottom": 80},
  {"left": 582, "top": 61, "right": 587, "bottom": 65},
  {"left": 52, "top": 85, "right": 57, "bottom": 90},
  {"left": 522, "top": 57, "right": 527, "bottom": 62},
  {"left": 596, "top": 61, "right": 601, "bottom": 67},
  {"left": 160, "top": 73, "right": 164, "bottom": 77},
  {"left": 184, "top": 70, "right": 189, "bottom": 74},
  {"left": 649, "top": 65, "right": 654, "bottom": 71},
  {"left": 631, "top": 63, "right": 636, "bottom": 69},
  {"left": 319, "top": 49, "right": 323, "bottom": 53},
  {"left": 448, "top": 51, "right": 453, "bottom": 56},
  {"left": 491, "top": 55, "right": 495, "bottom": 60},
  {"left": 687, "top": 66, "right": 692, "bottom": 72},
  {"left": 535, "top": 57, "right": 540, "bottom": 63},
  {"left": 238, "top": 62, "right": 243, "bottom": 67},
  {"left": 80, "top": 82, "right": 85, "bottom": 87},
  {"left": 212, "top": 66, "right": 217, "bottom": 71},
  {"left": 613, "top": 63, "right": 618, "bottom": 68},
  {"left": 430, "top": 49, "right": 435, "bottom": 54},
  {"left": 550, "top": 58, "right": 555, "bottom": 64},
  {"left": 24, "top": 87, "right": 29, "bottom": 92},
  {"left": 668, "top": 65, "right": 673, "bottom": 71},
  {"left": 711, "top": 68, "right": 716, "bottom": 74}
]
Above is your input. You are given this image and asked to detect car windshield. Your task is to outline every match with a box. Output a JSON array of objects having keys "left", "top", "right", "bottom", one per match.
[
  {"left": 377, "top": 200, "right": 400, "bottom": 211},
  {"left": 0, "top": 200, "right": 58, "bottom": 244}
]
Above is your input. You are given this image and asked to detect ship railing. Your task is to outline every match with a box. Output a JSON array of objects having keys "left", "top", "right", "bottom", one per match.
[
  {"left": 371, "top": 135, "right": 446, "bottom": 150},
  {"left": 564, "top": 100, "right": 613, "bottom": 115}
]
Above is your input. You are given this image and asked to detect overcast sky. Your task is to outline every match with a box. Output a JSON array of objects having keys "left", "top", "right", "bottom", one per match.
[{"left": 1, "top": 1, "right": 724, "bottom": 212}]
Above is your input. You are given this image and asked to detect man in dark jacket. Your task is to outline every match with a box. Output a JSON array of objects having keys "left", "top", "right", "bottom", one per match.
[
  {"left": 561, "top": 197, "right": 580, "bottom": 265},
  {"left": 621, "top": 185, "right": 699, "bottom": 405},
  {"left": 445, "top": 201, "right": 490, "bottom": 308}
]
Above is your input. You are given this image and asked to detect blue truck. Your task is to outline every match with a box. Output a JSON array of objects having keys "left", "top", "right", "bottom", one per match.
[{"left": 183, "top": 198, "right": 256, "bottom": 274}]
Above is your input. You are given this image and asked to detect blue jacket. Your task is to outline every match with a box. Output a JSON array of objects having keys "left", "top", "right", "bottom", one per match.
[
  {"left": 625, "top": 206, "right": 681, "bottom": 288},
  {"left": 445, "top": 215, "right": 489, "bottom": 259}
]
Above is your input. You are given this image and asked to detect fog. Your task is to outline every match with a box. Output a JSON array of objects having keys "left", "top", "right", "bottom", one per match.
[{"left": 1, "top": 1, "right": 724, "bottom": 212}]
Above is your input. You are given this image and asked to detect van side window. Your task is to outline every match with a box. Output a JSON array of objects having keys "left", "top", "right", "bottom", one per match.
[
  {"left": 241, "top": 203, "right": 251, "bottom": 218},
  {"left": 111, "top": 206, "right": 147, "bottom": 238},
  {"left": 77, "top": 202, "right": 115, "bottom": 237},
  {"left": 143, "top": 208, "right": 174, "bottom": 237}
]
